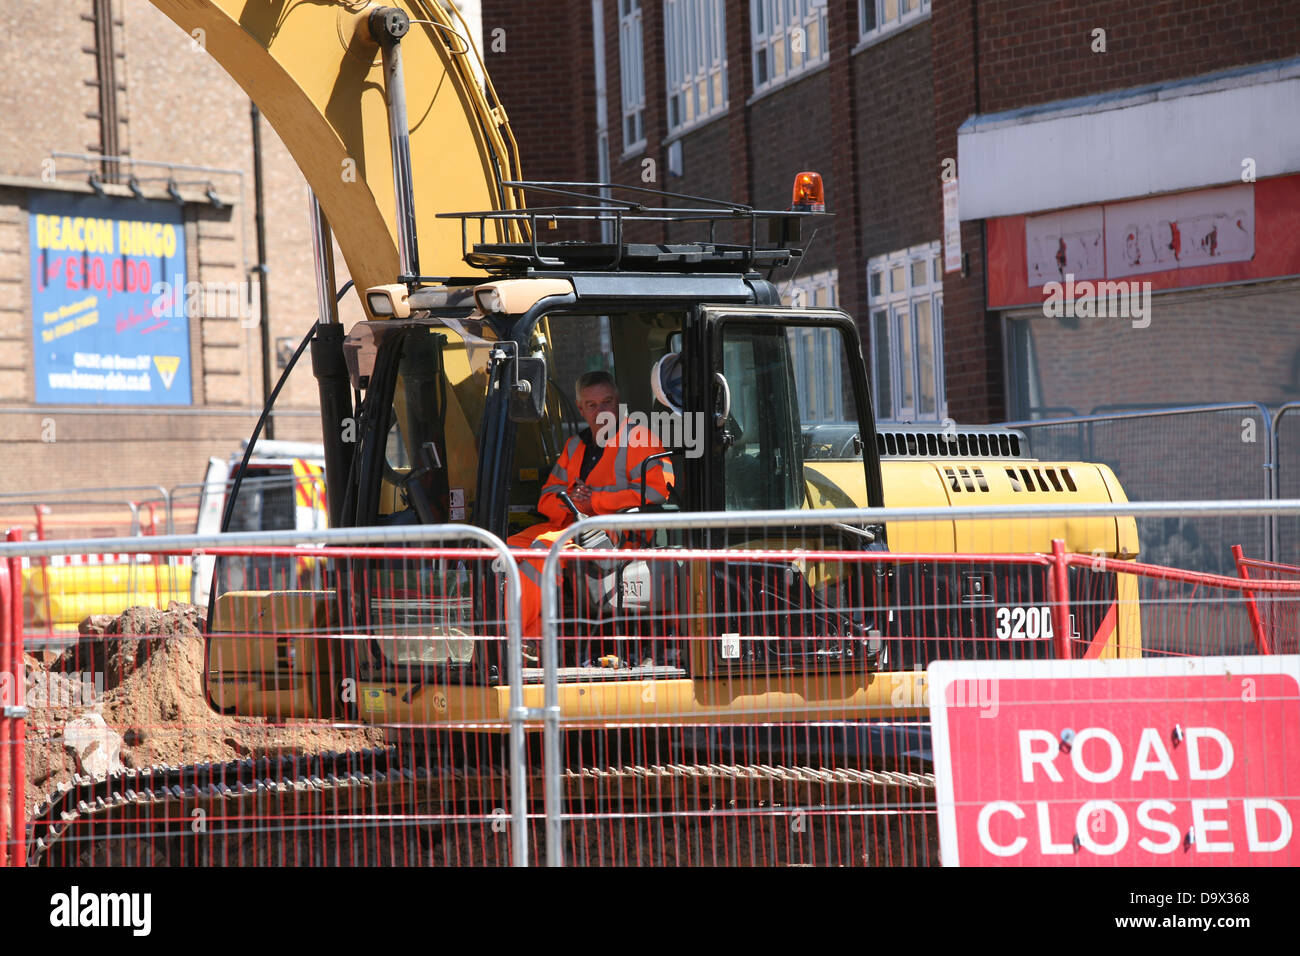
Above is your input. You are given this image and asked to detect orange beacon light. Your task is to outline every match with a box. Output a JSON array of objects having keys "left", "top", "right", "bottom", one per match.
[{"left": 791, "top": 171, "right": 825, "bottom": 213}]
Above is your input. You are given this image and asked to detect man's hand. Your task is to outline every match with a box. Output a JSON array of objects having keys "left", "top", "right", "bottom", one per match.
[{"left": 570, "top": 480, "right": 594, "bottom": 513}]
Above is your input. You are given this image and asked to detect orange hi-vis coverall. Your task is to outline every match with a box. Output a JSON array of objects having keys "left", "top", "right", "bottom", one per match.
[{"left": 509, "top": 418, "right": 674, "bottom": 636}]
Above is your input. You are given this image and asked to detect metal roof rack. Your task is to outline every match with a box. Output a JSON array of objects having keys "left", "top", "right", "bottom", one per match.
[{"left": 437, "top": 180, "right": 825, "bottom": 275}]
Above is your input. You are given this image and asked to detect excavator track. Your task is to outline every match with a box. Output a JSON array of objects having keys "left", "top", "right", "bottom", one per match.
[{"left": 28, "top": 749, "right": 938, "bottom": 866}]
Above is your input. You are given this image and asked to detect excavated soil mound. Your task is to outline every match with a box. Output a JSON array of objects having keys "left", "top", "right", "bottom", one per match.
[
  {"left": 53, "top": 605, "right": 204, "bottom": 690},
  {"left": 24, "top": 603, "right": 385, "bottom": 816}
]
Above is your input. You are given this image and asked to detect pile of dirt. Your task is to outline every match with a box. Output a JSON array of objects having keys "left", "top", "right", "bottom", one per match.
[
  {"left": 54, "top": 605, "right": 205, "bottom": 690},
  {"left": 23, "top": 603, "right": 385, "bottom": 816}
]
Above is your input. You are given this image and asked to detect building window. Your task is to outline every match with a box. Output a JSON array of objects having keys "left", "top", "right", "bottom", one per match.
[
  {"left": 619, "top": 0, "right": 646, "bottom": 153},
  {"left": 664, "top": 0, "right": 727, "bottom": 136},
  {"left": 750, "top": 0, "right": 829, "bottom": 95},
  {"left": 858, "top": 0, "right": 930, "bottom": 44},
  {"left": 782, "top": 268, "right": 839, "bottom": 311},
  {"left": 783, "top": 270, "right": 848, "bottom": 424},
  {"left": 868, "top": 242, "right": 945, "bottom": 422}
]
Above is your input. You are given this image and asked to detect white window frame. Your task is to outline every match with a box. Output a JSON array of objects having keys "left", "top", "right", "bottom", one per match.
[
  {"left": 867, "top": 242, "right": 946, "bottom": 422},
  {"left": 664, "top": 0, "right": 728, "bottom": 137},
  {"left": 750, "top": 0, "right": 829, "bottom": 97},
  {"left": 857, "top": 0, "right": 930, "bottom": 46},
  {"left": 782, "top": 268, "right": 839, "bottom": 311},
  {"left": 619, "top": 0, "right": 647, "bottom": 154}
]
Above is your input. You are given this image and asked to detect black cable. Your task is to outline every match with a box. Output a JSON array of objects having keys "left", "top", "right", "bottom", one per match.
[
  {"left": 219, "top": 279, "right": 355, "bottom": 534},
  {"left": 777, "top": 225, "right": 823, "bottom": 300}
]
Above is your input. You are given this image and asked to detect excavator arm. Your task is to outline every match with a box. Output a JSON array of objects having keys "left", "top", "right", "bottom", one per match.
[{"left": 149, "top": 0, "right": 523, "bottom": 296}]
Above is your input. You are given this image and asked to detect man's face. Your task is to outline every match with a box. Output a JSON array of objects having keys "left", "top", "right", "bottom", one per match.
[{"left": 577, "top": 382, "right": 619, "bottom": 434}]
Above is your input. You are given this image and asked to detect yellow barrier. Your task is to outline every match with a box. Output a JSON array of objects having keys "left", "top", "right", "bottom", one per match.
[{"left": 22, "top": 563, "right": 192, "bottom": 630}]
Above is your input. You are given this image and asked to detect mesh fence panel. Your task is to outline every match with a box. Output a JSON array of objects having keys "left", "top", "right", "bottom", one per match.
[
  {"left": 1017, "top": 408, "right": 1272, "bottom": 647},
  {"left": 6, "top": 506, "right": 1298, "bottom": 867},
  {"left": 547, "top": 540, "right": 942, "bottom": 866},
  {"left": 12, "top": 538, "right": 529, "bottom": 867},
  {"left": 1274, "top": 405, "right": 1300, "bottom": 568},
  {"left": 1016, "top": 407, "right": 1271, "bottom": 575},
  {"left": 541, "top": 517, "right": 1146, "bottom": 866}
]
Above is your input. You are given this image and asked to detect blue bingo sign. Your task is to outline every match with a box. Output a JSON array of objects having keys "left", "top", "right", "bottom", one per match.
[{"left": 30, "top": 193, "right": 192, "bottom": 405}]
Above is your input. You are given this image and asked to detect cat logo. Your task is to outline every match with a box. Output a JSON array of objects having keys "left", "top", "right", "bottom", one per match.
[{"left": 153, "top": 355, "right": 181, "bottom": 389}]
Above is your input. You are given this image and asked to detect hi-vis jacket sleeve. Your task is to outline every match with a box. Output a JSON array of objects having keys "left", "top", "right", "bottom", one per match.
[
  {"left": 538, "top": 434, "right": 583, "bottom": 524},
  {"left": 589, "top": 426, "right": 674, "bottom": 514}
]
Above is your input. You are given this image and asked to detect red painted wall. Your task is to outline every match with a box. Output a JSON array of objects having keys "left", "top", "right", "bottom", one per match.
[{"left": 986, "top": 175, "right": 1300, "bottom": 309}]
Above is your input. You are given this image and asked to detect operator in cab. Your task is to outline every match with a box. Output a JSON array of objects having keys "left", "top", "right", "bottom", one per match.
[{"left": 510, "top": 370, "right": 674, "bottom": 636}]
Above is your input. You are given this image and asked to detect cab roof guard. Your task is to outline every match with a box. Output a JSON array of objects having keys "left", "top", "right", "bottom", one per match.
[{"left": 438, "top": 180, "right": 826, "bottom": 275}]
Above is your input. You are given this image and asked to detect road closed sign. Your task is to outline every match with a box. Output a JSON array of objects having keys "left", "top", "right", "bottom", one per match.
[{"left": 928, "top": 656, "right": 1300, "bottom": 866}]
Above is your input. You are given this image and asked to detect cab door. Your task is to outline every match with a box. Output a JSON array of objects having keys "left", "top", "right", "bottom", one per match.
[
  {"left": 700, "top": 306, "right": 884, "bottom": 516},
  {"left": 689, "top": 306, "right": 887, "bottom": 677}
]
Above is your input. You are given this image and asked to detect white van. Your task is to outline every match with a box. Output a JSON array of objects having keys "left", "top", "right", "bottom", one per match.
[{"left": 191, "top": 439, "right": 328, "bottom": 606}]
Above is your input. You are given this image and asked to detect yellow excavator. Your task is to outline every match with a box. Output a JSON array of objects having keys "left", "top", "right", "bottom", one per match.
[{"left": 27, "top": 1, "right": 1140, "bottom": 865}]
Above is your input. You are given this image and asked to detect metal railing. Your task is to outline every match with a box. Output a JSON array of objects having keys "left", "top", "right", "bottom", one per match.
[
  {"left": 5, "top": 500, "right": 1300, "bottom": 866},
  {"left": 1, "top": 469, "right": 326, "bottom": 547},
  {"left": 1272, "top": 403, "right": 1300, "bottom": 566},
  {"left": 2, "top": 474, "right": 328, "bottom": 633},
  {"left": 0, "top": 524, "right": 525, "bottom": 868},
  {"left": 0, "top": 486, "right": 171, "bottom": 536},
  {"left": 537, "top": 498, "right": 1300, "bottom": 866},
  {"left": 1232, "top": 543, "right": 1300, "bottom": 656},
  {"left": 1006, "top": 404, "right": 1275, "bottom": 571}
]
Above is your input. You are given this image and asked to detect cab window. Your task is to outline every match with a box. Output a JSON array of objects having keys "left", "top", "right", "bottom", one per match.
[
  {"left": 719, "top": 323, "right": 804, "bottom": 511},
  {"left": 791, "top": 325, "right": 871, "bottom": 510}
]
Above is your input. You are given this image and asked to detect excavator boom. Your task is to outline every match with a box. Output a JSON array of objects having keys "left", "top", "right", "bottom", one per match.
[{"left": 148, "top": 0, "right": 522, "bottom": 294}]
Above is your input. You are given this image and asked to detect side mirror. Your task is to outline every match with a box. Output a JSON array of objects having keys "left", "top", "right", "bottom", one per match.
[{"left": 508, "top": 356, "right": 547, "bottom": 422}]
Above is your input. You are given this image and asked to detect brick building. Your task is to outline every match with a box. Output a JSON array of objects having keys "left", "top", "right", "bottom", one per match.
[
  {"left": 0, "top": 0, "right": 346, "bottom": 514},
  {"left": 483, "top": 0, "right": 1300, "bottom": 425},
  {"left": 949, "top": 1, "right": 1300, "bottom": 420},
  {"left": 0, "top": 1, "right": 482, "bottom": 523}
]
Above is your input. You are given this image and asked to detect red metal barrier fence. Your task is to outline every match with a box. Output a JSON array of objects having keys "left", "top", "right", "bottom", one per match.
[
  {"left": 12, "top": 540, "right": 528, "bottom": 867},
  {"left": 1233, "top": 545, "right": 1300, "bottom": 655},
  {"left": 3, "top": 527, "right": 1299, "bottom": 866}
]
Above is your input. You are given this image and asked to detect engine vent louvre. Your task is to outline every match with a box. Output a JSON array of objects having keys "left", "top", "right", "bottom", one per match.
[
  {"left": 943, "top": 466, "right": 989, "bottom": 492},
  {"left": 1006, "top": 466, "right": 1078, "bottom": 493},
  {"left": 876, "top": 427, "right": 1029, "bottom": 459}
]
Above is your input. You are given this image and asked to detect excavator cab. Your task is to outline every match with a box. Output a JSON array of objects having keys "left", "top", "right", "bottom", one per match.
[{"left": 327, "top": 278, "right": 891, "bottom": 683}]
